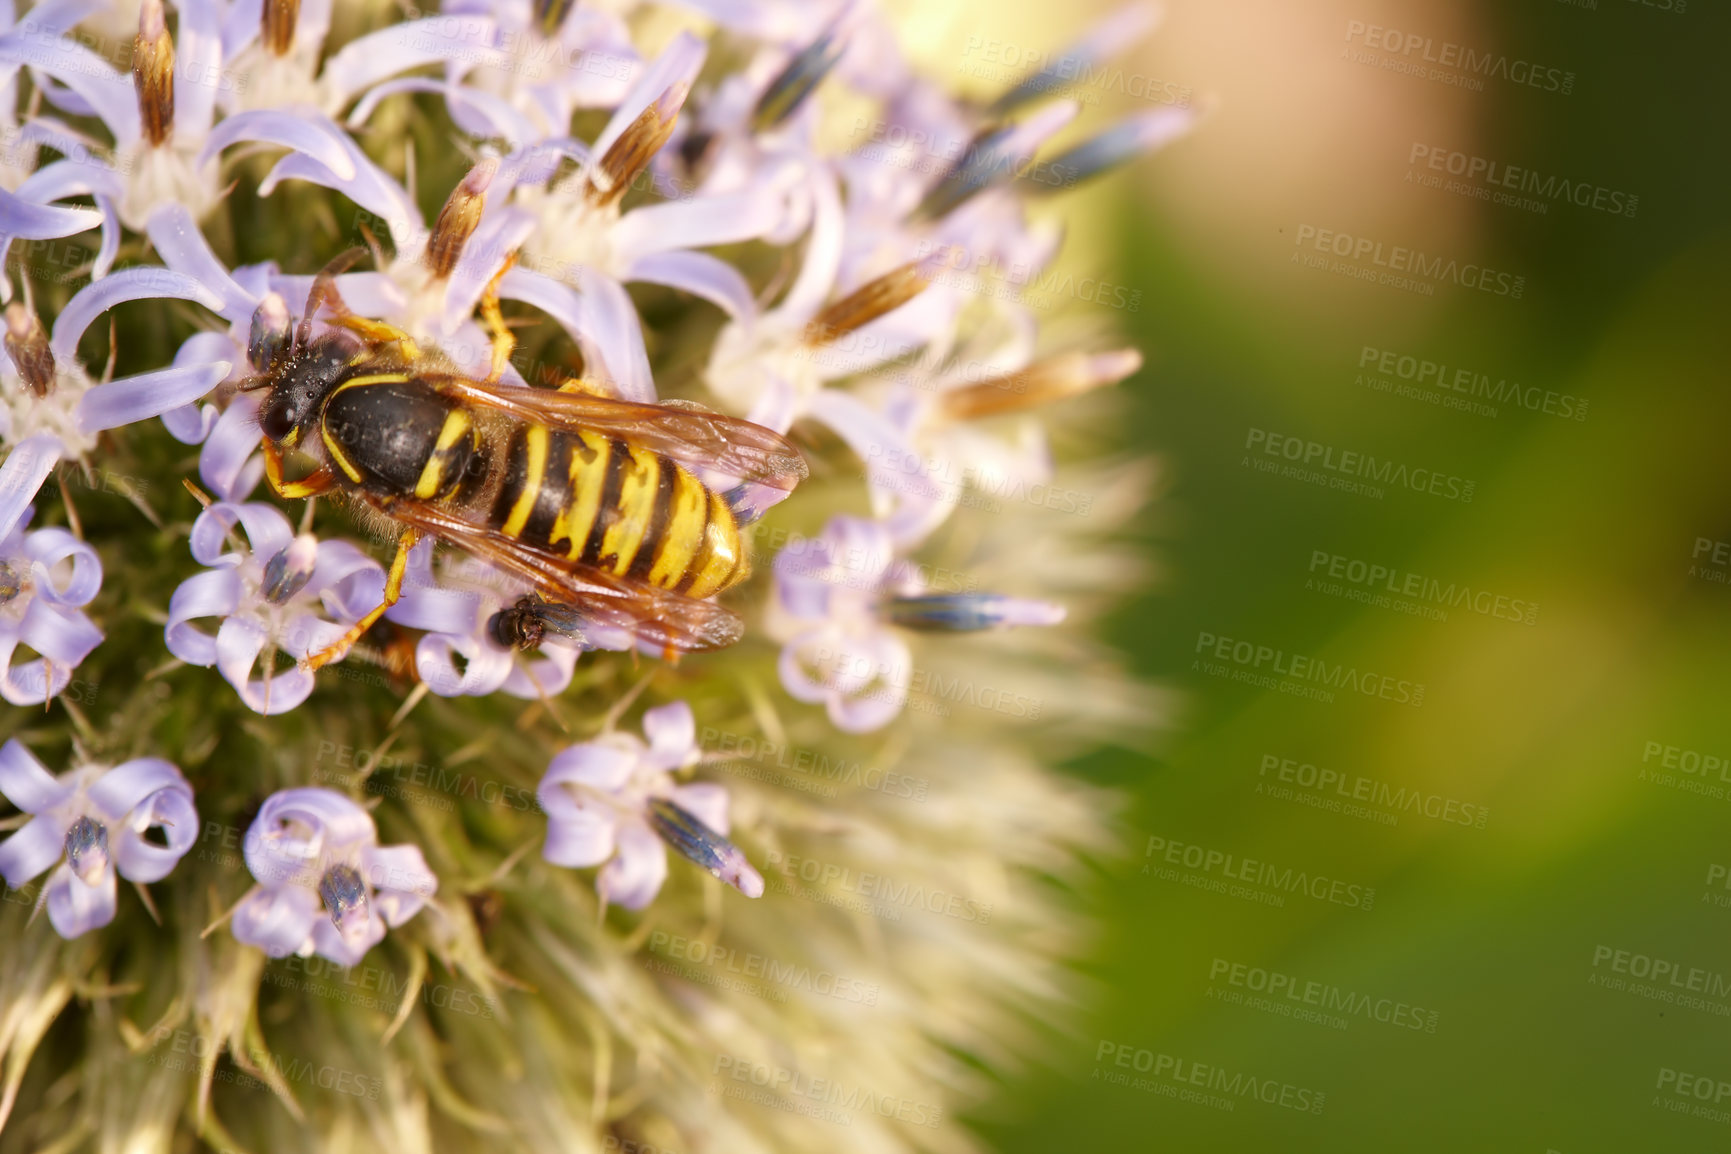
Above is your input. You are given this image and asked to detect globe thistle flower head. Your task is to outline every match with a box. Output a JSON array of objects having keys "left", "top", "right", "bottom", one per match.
[
  {"left": 231, "top": 787, "right": 437, "bottom": 965},
  {"left": 0, "top": 740, "right": 196, "bottom": 938}
]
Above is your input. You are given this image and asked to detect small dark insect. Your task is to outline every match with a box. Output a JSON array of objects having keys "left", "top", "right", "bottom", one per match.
[{"left": 487, "top": 594, "right": 593, "bottom": 651}]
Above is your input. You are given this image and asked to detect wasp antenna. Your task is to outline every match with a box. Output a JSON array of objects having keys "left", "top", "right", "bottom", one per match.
[{"left": 297, "top": 246, "right": 371, "bottom": 344}]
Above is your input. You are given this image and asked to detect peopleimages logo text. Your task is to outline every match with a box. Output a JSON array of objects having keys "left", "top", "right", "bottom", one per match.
[
  {"left": 1294, "top": 226, "right": 1525, "bottom": 297},
  {"left": 1344, "top": 21, "right": 1575, "bottom": 94}
]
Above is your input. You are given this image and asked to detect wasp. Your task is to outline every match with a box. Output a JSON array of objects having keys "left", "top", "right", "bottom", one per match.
[{"left": 243, "top": 251, "right": 806, "bottom": 672}]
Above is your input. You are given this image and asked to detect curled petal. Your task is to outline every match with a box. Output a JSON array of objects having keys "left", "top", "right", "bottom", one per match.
[
  {"left": 0, "top": 435, "right": 63, "bottom": 544},
  {"left": 543, "top": 741, "right": 637, "bottom": 796},
  {"left": 359, "top": 843, "right": 436, "bottom": 926},
  {"left": 112, "top": 781, "right": 198, "bottom": 884},
  {"left": 243, "top": 788, "right": 376, "bottom": 888},
  {"left": 51, "top": 269, "right": 225, "bottom": 361},
  {"left": 164, "top": 568, "right": 242, "bottom": 667},
  {"left": 148, "top": 203, "right": 258, "bottom": 323},
  {"left": 44, "top": 860, "right": 117, "bottom": 938},
  {"left": 413, "top": 631, "right": 513, "bottom": 698},
  {"left": 231, "top": 882, "right": 321, "bottom": 958},
  {"left": 499, "top": 640, "right": 579, "bottom": 700},
  {"left": 310, "top": 540, "right": 386, "bottom": 623},
  {"left": 0, "top": 814, "right": 69, "bottom": 888},
  {"left": 0, "top": 186, "right": 102, "bottom": 240},
  {"left": 189, "top": 500, "right": 293, "bottom": 568},
  {"left": 641, "top": 702, "right": 696, "bottom": 770},
  {"left": 598, "top": 820, "right": 667, "bottom": 911},
  {"left": 320, "top": 15, "right": 503, "bottom": 110},
  {"left": 198, "top": 391, "right": 265, "bottom": 500},
  {"left": 86, "top": 758, "right": 188, "bottom": 824},
  {"left": 626, "top": 250, "right": 755, "bottom": 320},
  {"left": 214, "top": 614, "right": 317, "bottom": 716},
  {"left": 541, "top": 796, "right": 617, "bottom": 869},
  {"left": 76, "top": 361, "right": 232, "bottom": 435},
  {"left": 308, "top": 906, "right": 386, "bottom": 966},
  {"left": 0, "top": 738, "right": 65, "bottom": 813}
]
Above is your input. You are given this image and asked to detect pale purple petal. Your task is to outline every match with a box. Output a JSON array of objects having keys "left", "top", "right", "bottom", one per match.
[
  {"left": 613, "top": 189, "right": 786, "bottom": 264},
  {"left": 231, "top": 882, "right": 321, "bottom": 958},
  {"left": 244, "top": 788, "right": 376, "bottom": 887},
  {"left": 348, "top": 76, "right": 537, "bottom": 147},
  {"left": 52, "top": 268, "right": 226, "bottom": 360},
  {"left": 626, "top": 250, "right": 755, "bottom": 319},
  {"left": 543, "top": 742, "right": 637, "bottom": 795},
  {"left": 0, "top": 40, "right": 139, "bottom": 148},
  {"left": 189, "top": 500, "right": 293, "bottom": 567},
  {"left": 17, "top": 597, "right": 102, "bottom": 666},
  {"left": 668, "top": 782, "right": 729, "bottom": 835},
  {"left": 779, "top": 162, "right": 842, "bottom": 320},
  {"left": 0, "top": 435, "right": 63, "bottom": 544},
  {"left": 111, "top": 780, "right": 198, "bottom": 884},
  {"left": 164, "top": 568, "right": 241, "bottom": 667},
  {"left": 413, "top": 631, "right": 512, "bottom": 697},
  {"left": 497, "top": 266, "right": 653, "bottom": 401},
  {"left": 599, "top": 820, "right": 667, "bottom": 910},
  {"left": 215, "top": 614, "right": 315, "bottom": 715},
  {"left": 320, "top": 16, "right": 504, "bottom": 111},
  {"left": 0, "top": 185, "right": 103, "bottom": 239},
  {"left": 641, "top": 702, "right": 696, "bottom": 769},
  {"left": 499, "top": 641, "right": 579, "bottom": 699},
  {"left": 21, "top": 527, "right": 101, "bottom": 607},
  {"left": 44, "top": 860, "right": 116, "bottom": 938},
  {"left": 76, "top": 361, "right": 232, "bottom": 434},
  {"left": 359, "top": 843, "right": 436, "bottom": 925},
  {"left": 310, "top": 540, "right": 385, "bottom": 622},
  {"left": 147, "top": 203, "right": 257, "bottom": 323},
  {"left": 199, "top": 391, "right": 265, "bottom": 500},
  {"left": 86, "top": 758, "right": 188, "bottom": 824},
  {"left": 0, "top": 814, "right": 68, "bottom": 888},
  {"left": 0, "top": 738, "right": 64, "bottom": 814},
  {"left": 542, "top": 796, "right": 617, "bottom": 868},
  {"left": 198, "top": 108, "right": 358, "bottom": 182},
  {"left": 309, "top": 907, "right": 385, "bottom": 965},
  {"left": 173, "top": 0, "right": 224, "bottom": 140}
]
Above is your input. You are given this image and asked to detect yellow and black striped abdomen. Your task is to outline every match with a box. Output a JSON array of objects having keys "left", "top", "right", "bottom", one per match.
[{"left": 489, "top": 423, "right": 747, "bottom": 597}]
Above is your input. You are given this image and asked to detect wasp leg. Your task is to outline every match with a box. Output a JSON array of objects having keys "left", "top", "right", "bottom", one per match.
[
  {"left": 556, "top": 377, "right": 608, "bottom": 396},
  {"left": 303, "top": 528, "right": 422, "bottom": 673},
  {"left": 262, "top": 438, "right": 336, "bottom": 499},
  {"left": 480, "top": 252, "right": 519, "bottom": 383},
  {"left": 335, "top": 315, "right": 420, "bottom": 360}
]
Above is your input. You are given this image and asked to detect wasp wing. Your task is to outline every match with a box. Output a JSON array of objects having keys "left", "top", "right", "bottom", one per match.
[
  {"left": 377, "top": 497, "right": 744, "bottom": 654},
  {"left": 428, "top": 377, "right": 807, "bottom": 495}
]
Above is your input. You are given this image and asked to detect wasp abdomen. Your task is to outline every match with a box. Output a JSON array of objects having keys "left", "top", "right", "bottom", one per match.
[
  {"left": 321, "top": 374, "right": 484, "bottom": 501},
  {"left": 490, "top": 424, "right": 748, "bottom": 595}
]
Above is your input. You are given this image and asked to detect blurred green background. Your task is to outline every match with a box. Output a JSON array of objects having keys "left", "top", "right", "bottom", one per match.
[{"left": 959, "top": 0, "right": 1731, "bottom": 1149}]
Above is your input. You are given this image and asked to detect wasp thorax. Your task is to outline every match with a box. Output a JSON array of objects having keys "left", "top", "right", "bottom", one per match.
[
  {"left": 65, "top": 816, "right": 110, "bottom": 885},
  {"left": 262, "top": 534, "right": 318, "bottom": 604},
  {"left": 133, "top": 0, "right": 175, "bottom": 148},
  {"left": 248, "top": 293, "right": 292, "bottom": 372},
  {"left": 318, "top": 863, "right": 369, "bottom": 935},
  {"left": 3, "top": 303, "right": 54, "bottom": 397}
]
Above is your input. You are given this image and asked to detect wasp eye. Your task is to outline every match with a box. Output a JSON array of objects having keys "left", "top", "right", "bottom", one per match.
[
  {"left": 248, "top": 293, "right": 292, "bottom": 372},
  {"left": 259, "top": 399, "right": 295, "bottom": 442}
]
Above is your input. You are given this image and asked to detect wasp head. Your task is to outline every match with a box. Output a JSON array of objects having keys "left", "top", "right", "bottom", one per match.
[{"left": 250, "top": 296, "right": 361, "bottom": 446}]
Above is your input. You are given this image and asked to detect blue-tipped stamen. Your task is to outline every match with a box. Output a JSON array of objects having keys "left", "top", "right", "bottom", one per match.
[
  {"left": 1029, "top": 109, "right": 1192, "bottom": 194},
  {"left": 646, "top": 798, "right": 764, "bottom": 897},
  {"left": 319, "top": 863, "right": 369, "bottom": 934},
  {"left": 884, "top": 594, "right": 1066, "bottom": 632},
  {"left": 65, "top": 816, "right": 110, "bottom": 885},
  {"left": 262, "top": 535, "right": 318, "bottom": 605},
  {"left": 753, "top": 28, "right": 847, "bottom": 132}
]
